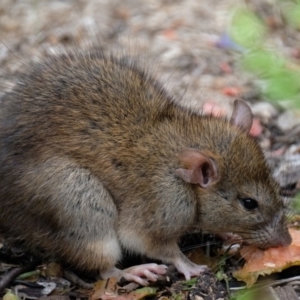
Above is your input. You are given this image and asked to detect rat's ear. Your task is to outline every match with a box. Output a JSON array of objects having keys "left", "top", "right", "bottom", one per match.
[
  {"left": 175, "top": 148, "right": 219, "bottom": 188},
  {"left": 230, "top": 99, "right": 253, "bottom": 134}
]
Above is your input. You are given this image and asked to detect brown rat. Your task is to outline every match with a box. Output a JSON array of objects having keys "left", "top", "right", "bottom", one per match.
[{"left": 0, "top": 50, "right": 291, "bottom": 285}]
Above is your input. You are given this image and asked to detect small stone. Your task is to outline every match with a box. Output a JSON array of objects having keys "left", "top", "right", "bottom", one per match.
[
  {"left": 251, "top": 102, "right": 278, "bottom": 123},
  {"left": 194, "top": 296, "right": 204, "bottom": 300},
  {"left": 277, "top": 110, "right": 300, "bottom": 131}
]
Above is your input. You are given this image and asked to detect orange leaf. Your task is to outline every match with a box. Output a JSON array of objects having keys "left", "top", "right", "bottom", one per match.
[
  {"left": 91, "top": 278, "right": 120, "bottom": 300},
  {"left": 161, "top": 29, "right": 177, "bottom": 40},
  {"left": 222, "top": 87, "right": 240, "bottom": 97},
  {"left": 233, "top": 228, "right": 300, "bottom": 287},
  {"left": 90, "top": 278, "right": 158, "bottom": 300}
]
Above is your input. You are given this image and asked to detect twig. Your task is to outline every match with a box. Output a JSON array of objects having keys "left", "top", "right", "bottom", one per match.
[{"left": 0, "top": 261, "right": 38, "bottom": 292}]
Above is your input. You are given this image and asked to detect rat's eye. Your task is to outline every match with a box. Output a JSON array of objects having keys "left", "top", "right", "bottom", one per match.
[{"left": 240, "top": 198, "right": 258, "bottom": 210}]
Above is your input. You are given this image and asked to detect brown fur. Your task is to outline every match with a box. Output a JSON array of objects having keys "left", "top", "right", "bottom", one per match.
[{"left": 0, "top": 50, "right": 291, "bottom": 276}]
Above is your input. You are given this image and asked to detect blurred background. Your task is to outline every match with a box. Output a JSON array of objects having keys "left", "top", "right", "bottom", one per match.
[
  {"left": 2, "top": 0, "right": 300, "bottom": 188},
  {"left": 1, "top": 0, "right": 299, "bottom": 114}
]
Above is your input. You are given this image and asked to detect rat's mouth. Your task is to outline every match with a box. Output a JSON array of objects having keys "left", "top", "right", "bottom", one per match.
[
  {"left": 241, "top": 228, "right": 292, "bottom": 250},
  {"left": 218, "top": 232, "right": 243, "bottom": 254},
  {"left": 219, "top": 232, "right": 243, "bottom": 244}
]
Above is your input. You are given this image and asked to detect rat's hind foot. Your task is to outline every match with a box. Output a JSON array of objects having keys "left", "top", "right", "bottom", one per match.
[
  {"left": 174, "top": 255, "right": 208, "bottom": 280},
  {"left": 102, "top": 264, "right": 167, "bottom": 286}
]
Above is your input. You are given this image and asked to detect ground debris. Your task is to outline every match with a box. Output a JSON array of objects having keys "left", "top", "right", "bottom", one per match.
[{"left": 167, "top": 271, "right": 228, "bottom": 300}]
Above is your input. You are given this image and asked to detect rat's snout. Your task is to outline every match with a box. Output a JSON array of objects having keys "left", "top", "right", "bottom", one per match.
[
  {"left": 250, "top": 213, "right": 292, "bottom": 249},
  {"left": 276, "top": 229, "right": 292, "bottom": 247},
  {"left": 268, "top": 232, "right": 292, "bottom": 248},
  {"left": 258, "top": 226, "right": 292, "bottom": 249},
  {"left": 263, "top": 211, "right": 292, "bottom": 248}
]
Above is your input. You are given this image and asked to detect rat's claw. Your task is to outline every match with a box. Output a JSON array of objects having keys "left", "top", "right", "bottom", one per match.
[
  {"left": 102, "top": 264, "right": 167, "bottom": 286},
  {"left": 174, "top": 256, "right": 208, "bottom": 280},
  {"left": 122, "top": 273, "right": 150, "bottom": 286},
  {"left": 124, "top": 263, "right": 168, "bottom": 282},
  {"left": 181, "top": 264, "right": 207, "bottom": 280}
]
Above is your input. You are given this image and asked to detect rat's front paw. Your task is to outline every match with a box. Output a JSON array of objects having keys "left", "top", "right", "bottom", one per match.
[
  {"left": 102, "top": 264, "right": 167, "bottom": 286},
  {"left": 174, "top": 256, "right": 208, "bottom": 280},
  {"left": 123, "top": 263, "right": 168, "bottom": 286}
]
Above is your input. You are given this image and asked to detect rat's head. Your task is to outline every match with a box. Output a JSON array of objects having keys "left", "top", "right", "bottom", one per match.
[{"left": 175, "top": 100, "right": 291, "bottom": 249}]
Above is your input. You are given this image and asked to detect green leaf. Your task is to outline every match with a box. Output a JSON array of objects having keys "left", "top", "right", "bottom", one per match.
[
  {"left": 282, "top": 2, "right": 300, "bottom": 29},
  {"left": 241, "top": 49, "right": 286, "bottom": 78},
  {"left": 3, "top": 291, "right": 20, "bottom": 300},
  {"left": 229, "top": 9, "right": 266, "bottom": 48},
  {"left": 130, "top": 286, "right": 158, "bottom": 299},
  {"left": 293, "top": 193, "right": 300, "bottom": 213},
  {"left": 261, "top": 69, "right": 300, "bottom": 100},
  {"left": 182, "top": 277, "right": 197, "bottom": 288}
]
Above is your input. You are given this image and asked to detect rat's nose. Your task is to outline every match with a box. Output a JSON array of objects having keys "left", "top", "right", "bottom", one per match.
[{"left": 270, "top": 230, "right": 292, "bottom": 248}]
